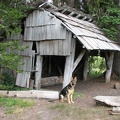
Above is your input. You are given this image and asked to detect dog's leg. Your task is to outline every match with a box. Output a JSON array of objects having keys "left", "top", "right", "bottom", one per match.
[
  {"left": 70, "top": 93, "right": 74, "bottom": 103},
  {"left": 67, "top": 93, "right": 71, "bottom": 104}
]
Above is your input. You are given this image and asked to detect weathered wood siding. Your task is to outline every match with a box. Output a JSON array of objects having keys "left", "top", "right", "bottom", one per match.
[
  {"left": 18, "top": 41, "right": 33, "bottom": 56},
  {"left": 16, "top": 72, "right": 31, "bottom": 88},
  {"left": 17, "top": 41, "right": 34, "bottom": 71},
  {"left": 24, "top": 10, "right": 66, "bottom": 41},
  {"left": 37, "top": 30, "right": 72, "bottom": 55},
  {"left": 16, "top": 41, "right": 35, "bottom": 88}
]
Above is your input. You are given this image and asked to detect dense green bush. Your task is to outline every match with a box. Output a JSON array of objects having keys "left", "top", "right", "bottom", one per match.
[{"left": 0, "top": 72, "right": 15, "bottom": 86}]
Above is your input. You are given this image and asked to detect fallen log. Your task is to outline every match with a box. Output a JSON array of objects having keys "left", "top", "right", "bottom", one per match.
[
  {"left": 93, "top": 96, "right": 120, "bottom": 107},
  {"left": 0, "top": 90, "right": 59, "bottom": 100},
  {"left": 41, "top": 76, "right": 62, "bottom": 87}
]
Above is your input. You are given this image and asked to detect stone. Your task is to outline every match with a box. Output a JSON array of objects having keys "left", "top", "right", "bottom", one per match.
[
  {"left": 93, "top": 96, "right": 120, "bottom": 107},
  {"left": 114, "top": 83, "right": 120, "bottom": 89}
]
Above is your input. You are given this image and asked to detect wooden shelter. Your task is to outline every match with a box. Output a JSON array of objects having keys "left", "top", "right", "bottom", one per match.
[{"left": 9, "top": 3, "right": 120, "bottom": 89}]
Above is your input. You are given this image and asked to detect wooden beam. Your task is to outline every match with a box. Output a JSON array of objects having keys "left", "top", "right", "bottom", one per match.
[
  {"left": 83, "top": 51, "right": 89, "bottom": 81},
  {"left": 35, "top": 55, "right": 43, "bottom": 89},
  {"left": 61, "top": 9, "right": 66, "bottom": 13},
  {"left": 72, "top": 49, "right": 86, "bottom": 72},
  {"left": 105, "top": 51, "right": 114, "bottom": 83},
  {"left": 63, "top": 38, "right": 76, "bottom": 88},
  {"left": 76, "top": 14, "right": 82, "bottom": 18},
  {"left": 69, "top": 11, "right": 74, "bottom": 16},
  {"left": 0, "top": 90, "right": 59, "bottom": 100}
]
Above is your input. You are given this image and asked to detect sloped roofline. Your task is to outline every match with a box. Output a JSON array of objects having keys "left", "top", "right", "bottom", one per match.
[
  {"left": 10, "top": 2, "right": 120, "bottom": 51},
  {"left": 35, "top": 3, "right": 120, "bottom": 51},
  {"left": 36, "top": 2, "right": 95, "bottom": 23}
]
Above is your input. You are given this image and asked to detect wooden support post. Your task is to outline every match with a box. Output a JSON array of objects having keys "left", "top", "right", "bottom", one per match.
[
  {"left": 105, "top": 51, "right": 114, "bottom": 83},
  {"left": 63, "top": 38, "right": 76, "bottom": 88},
  {"left": 35, "top": 55, "right": 43, "bottom": 90},
  {"left": 83, "top": 51, "right": 89, "bottom": 81}
]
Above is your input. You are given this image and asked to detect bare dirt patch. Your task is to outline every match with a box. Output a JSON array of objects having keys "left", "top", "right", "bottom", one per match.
[{"left": 0, "top": 78, "right": 120, "bottom": 120}]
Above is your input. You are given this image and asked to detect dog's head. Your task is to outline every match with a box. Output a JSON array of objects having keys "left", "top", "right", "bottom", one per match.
[{"left": 70, "top": 77, "right": 77, "bottom": 87}]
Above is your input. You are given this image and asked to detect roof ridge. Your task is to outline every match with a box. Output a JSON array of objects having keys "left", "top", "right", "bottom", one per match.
[{"left": 36, "top": 2, "right": 95, "bottom": 23}]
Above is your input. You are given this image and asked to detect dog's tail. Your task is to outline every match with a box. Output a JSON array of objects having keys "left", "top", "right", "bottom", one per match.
[
  {"left": 59, "top": 93, "right": 64, "bottom": 101},
  {"left": 59, "top": 93, "right": 61, "bottom": 101}
]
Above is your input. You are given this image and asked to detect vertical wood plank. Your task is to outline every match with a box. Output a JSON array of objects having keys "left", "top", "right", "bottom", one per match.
[
  {"left": 58, "top": 39, "right": 63, "bottom": 55},
  {"left": 49, "top": 40, "right": 54, "bottom": 55},
  {"left": 16, "top": 72, "right": 30, "bottom": 88},
  {"left": 53, "top": 40, "right": 58, "bottom": 55},
  {"left": 35, "top": 55, "right": 43, "bottom": 89},
  {"left": 35, "top": 42, "right": 43, "bottom": 89},
  {"left": 63, "top": 38, "right": 76, "bottom": 88}
]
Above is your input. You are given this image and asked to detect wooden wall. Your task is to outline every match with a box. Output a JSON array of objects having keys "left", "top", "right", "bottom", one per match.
[
  {"left": 16, "top": 41, "right": 35, "bottom": 88},
  {"left": 37, "top": 30, "right": 72, "bottom": 56},
  {"left": 24, "top": 10, "right": 66, "bottom": 41},
  {"left": 9, "top": 9, "right": 76, "bottom": 88}
]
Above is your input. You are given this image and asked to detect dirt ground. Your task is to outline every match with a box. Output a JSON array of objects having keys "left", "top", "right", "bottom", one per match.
[{"left": 0, "top": 77, "right": 120, "bottom": 120}]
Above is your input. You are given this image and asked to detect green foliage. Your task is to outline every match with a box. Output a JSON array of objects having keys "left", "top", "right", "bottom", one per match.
[
  {"left": 0, "top": 72, "right": 15, "bottom": 86},
  {"left": 0, "top": 84, "right": 31, "bottom": 90},
  {"left": 0, "top": 95, "right": 35, "bottom": 114},
  {"left": 0, "top": 85, "right": 13, "bottom": 90},
  {"left": 87, "top": 0, "right": 120, "bottom": 40},
  {"left": 0, "top": 71, "right": 31, "bottom": 90},
  {"left": 0, "top": 0, "right": 30, "bottom": 71},
  {"left": 0, "top": 0, "right": 29, "bottom": 37},
  {"left": 98, "top": 7, "right": 120, "bottom": 40},
  {"left": 88, "top": 56, "right": 106, "bottom": 78},
  {"left": 0, "top": 41, "right": 27, "bottom": 71}
]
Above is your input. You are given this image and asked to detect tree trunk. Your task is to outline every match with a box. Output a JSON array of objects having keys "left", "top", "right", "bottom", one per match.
[
  {"left": 83, "top": 51, "right": 89, "bottom": 81},
  {"left": 113, "top": 24, "right": 120, "bottom": 77},
  {"left": 113, "top": 1, "right": 120, "bottom": 77},
  {"left": 105, "top": 51, "right": 114, "bottom": 82}
]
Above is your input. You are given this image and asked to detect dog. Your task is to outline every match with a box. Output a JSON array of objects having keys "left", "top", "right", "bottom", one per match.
[{"left": 59, "top": 77, "right": 77, "bottom": 104}]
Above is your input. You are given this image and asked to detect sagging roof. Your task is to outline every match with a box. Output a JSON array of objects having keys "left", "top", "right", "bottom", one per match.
[
  {"left": 10, "top": 2, "right": 120, "bottom": 52},
  {"left": 39, "top": 3, "right": 120, "bottom": 51},
  {"left": 51, "top": 11, "right": 120, "bottom": 51}
]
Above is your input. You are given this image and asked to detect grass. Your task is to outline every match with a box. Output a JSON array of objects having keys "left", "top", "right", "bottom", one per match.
[
  {"left": 73, "top": 92, "right": 85, "bottom": 98},
  {"left": 49, "top": 103, "right": 120, "bottom": 120},
  {"left": 50, "top": 103, "right": 91, "bottom": 119},
  {"left": 0, "top": 95, "right": 35, "bottom": 114}
]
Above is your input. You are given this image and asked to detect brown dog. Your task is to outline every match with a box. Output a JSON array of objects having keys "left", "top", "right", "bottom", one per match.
[{"left": 59, "top": 77, "right": 77, "bottom": 104}]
